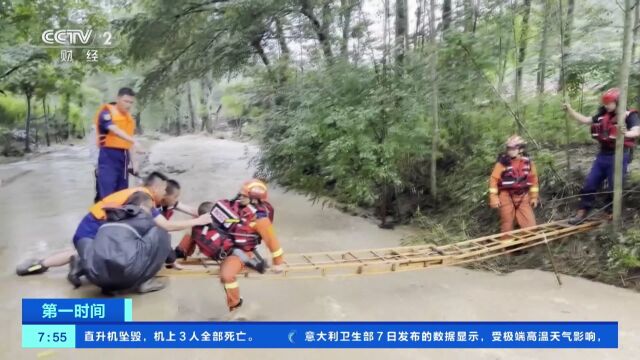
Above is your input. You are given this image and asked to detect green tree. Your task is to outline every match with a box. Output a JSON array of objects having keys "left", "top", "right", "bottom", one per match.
[{"left": 613, "top": 0, "right": 634, "bottom": 231}]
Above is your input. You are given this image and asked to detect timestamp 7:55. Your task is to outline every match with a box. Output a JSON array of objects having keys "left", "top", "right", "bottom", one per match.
[{"left": 38, "top": 332, "right": 68, "bottom": 342}]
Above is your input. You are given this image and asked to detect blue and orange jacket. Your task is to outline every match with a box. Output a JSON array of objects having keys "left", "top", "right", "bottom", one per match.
[
  {"left": 94, "top": 103, "right": 135, "bottom": 150},
  {"left": 89, "top": 187, "right": 154, "bottom": 220}
]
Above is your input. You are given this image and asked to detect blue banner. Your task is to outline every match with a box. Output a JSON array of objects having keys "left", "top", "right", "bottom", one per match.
[
  {"left": 22, "top": 298, "right": 132, "bottom": 324},
  {"left": 62, "top": 322, "right": 616, "bottom": 348}
]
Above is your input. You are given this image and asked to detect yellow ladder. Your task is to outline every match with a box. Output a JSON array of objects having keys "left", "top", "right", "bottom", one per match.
[{"left": 158, "top": 219, "right": 604, "bottom": 280}]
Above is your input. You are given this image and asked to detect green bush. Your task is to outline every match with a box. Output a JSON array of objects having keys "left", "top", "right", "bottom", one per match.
[
  {"left": 609, "top": 218, "right": 640, "bottom": 271},
  {"left": 0, "top": 94, "right": 26, "bottom": 127},
  {"left": 251, "top": 57, "right": 578, "bottom": 224}
]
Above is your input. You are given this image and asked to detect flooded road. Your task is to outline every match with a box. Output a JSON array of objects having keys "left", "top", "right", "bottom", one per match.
[{"left": 2, "top": 134, "right": 639, "bottom": 359}]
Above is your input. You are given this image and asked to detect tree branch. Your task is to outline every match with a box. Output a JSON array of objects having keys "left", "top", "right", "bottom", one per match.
[
  {"left": 299, "top": 0, "right": 333, "bottom": 59},
  {"left": 175, "top": 0, "right": 229, "bottom": 19},
  {"left": 0, "top": 53, "right": 47, "bottom": 81},
  {"left": 251, "top": 34, "right": 271, "bottom": 68}
]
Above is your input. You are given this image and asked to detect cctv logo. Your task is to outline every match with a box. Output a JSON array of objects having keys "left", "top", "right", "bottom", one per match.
[{"left": 42, "top": 30, "right": 93, "bottom": 45}]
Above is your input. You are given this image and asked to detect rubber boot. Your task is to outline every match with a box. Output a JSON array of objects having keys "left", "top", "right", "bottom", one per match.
[
  {"left": 67, "top": 255, "right": 84, "bottom": 288},
  {"left": 568, "top": 209, "right": 589, "bottom": 225},
  {"left": 16, "top": 258, "right": 48, "bottom": 276}
]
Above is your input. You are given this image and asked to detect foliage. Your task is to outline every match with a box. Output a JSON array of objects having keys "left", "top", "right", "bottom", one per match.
[
  {"left": 608, "top": 219, "right": 640, "bottom": 271},
  {"left": 0, "top": 94, "right": 26, "bottom": 127}
]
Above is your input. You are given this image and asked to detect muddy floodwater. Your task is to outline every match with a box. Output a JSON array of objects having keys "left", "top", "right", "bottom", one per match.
[{"left": 1, "top": 135, "right": 639, "bottom": 359}]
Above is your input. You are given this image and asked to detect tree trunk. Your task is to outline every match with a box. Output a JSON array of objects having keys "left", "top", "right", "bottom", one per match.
[
  {"left": 414, "top": 4, "right": 422, "bottom": 48},
  {"left": 251, "top": 36, "right": 271, "bottom": 68},
  {"left": 186, "top": 82, "right": 196, "bottom": 132},
  {"left": 42, "top": 97, "right": 50, "bottom": 147},
  {"left": 205, "top": 75, "right": 215, "bottom": 133},
  {"left": 214, "top": 104, "right": 222, "bottom": 128},
  {"left": 515, "top": 0, "right": 532, "bottom": 132},
  {"left": 632, "top": 0, "right": 639, "bottom": 61},
  {"left": 558, "top": 0, "right": 571, "bottom": 173},
  {"left": 63, "top": 92, "right": 71, "bottom": 140},
  {"left": 497, "top": 1, "right": 509, "bottom": 90},
  {"left": 34, "top": 117, "right": 39, "bottom": 147},
  {"left": 429, "top": 0, "right": 439, "bottom": 201},
  {"left": 134, "top": 111, "right": 143, "bottom": 135},
  {"left": 442, "top": 0, "right": 452, "bottom": 32},
  {"left": 321, "top": 0, "right": 333, "bottom": 58},
  {"left": 463, "top": 0, "right": 474, "bottom": 32},
  {"left": 275, "top": 17, "right": 290, "bottom": 59},
  {"left": 340, "top": 0, "right": 354, "bottom": 59},
  {"left": 174, "top": 89, "right": 182, "bottom": 136},
  {"left": 537, "top": 0, "right": 551, "bottom": 115},
  {"left": 394, "top": 0, "right": 408, "bottom": 63},
  {"left": 199, "top": 78, "right": 210, "bottom": 132},
  {"left": 472, "top": 0, "right": 479, "bottom": 33},
  {"left": 613, "top": 0, "right": 634, "bottom": 231},
  {"left": 558, "top": 0, "right": 575, "bottom": 92},
  {"left": 418, "top": 0, "right": 428, "bottom": 49},
  {"left": 24, "top": 92, "right": 32, "bottom": 152},
  {"left": 300, "top": 0, "right": 334, "bottom": 60},
  {"left": 635, "top": 0, "right": 640, "bottom": 110},
  {"left": 382, "top": 0, "right": 390, "bottom": 73}
]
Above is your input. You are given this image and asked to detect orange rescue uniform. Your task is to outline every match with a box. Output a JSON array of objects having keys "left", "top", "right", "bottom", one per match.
[
  {"left": 489, "top": 157, "right": 539, "bottom": 235},
  {"left": 178, "top": 210, "right": 284, "bottom": 311}
]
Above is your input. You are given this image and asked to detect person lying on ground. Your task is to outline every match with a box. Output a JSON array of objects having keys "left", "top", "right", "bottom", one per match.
[
  {"left": 16, "top": 174, "right": 209, "bottom": 276},
  {"left": 73, "top": 191, "right": 175, "bottom": 294},
  {"left": 173, "top": 179, "right": 284, "bottom": 314}
]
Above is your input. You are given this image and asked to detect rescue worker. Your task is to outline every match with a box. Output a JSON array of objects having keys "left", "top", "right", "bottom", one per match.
[
  {"left": 77, "top": 191, "right": 177, "bottom": 294},
  {"left": 95, "top": 87, "right": 141, "bottom": 201},
  {"left": 16, "top": 173, "right": 209, "bottom": 279},
  {"left": 489, "top": 135, "right": 540, "bottom": 235},
  {"left": 160, "top": 179, "right": 198, "bottom": 219},
  {"left": 563, "top": 88, "right": 640, "bottom": 224},
  {"left": 174, "top": 179, "right": 284, "bottom": 313}
]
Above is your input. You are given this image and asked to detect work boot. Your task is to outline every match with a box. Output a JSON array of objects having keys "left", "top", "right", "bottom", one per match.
[
  {"left": 67, "top": 255, "right": 84, "bottom": 288},
  {"left": 16, "top": 258, "right": 48, "bottom": 276},
  {"left": 568, "top": 209, "right": 589, "bottom": 225},
  {"left": 136, "top": 278, "right": 166, "bottom": 293}
]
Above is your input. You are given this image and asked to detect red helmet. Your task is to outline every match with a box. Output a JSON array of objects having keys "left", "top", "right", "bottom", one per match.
[
  {"left": 239, "top": 179, "right": 268, "bottom": 201},
  {"left": 601, "top": 88, "right": 620, "bottom": 105}
]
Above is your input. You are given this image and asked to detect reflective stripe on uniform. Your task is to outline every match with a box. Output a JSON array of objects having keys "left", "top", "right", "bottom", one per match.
[
  {"left": 530, "top": 186, "right": 539, "bottom": 193},
  {"left": 28, "top": 264, "right": 43, "bottom": 272},
  {"left": 489, "top": 188, "right": 499, "bottom": 194},
  {"left": 272, "top": 248, "right": 284, "bottom": 258},
  {"left": 224, "top": 281, "right": 239, "bottom": 289}
]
